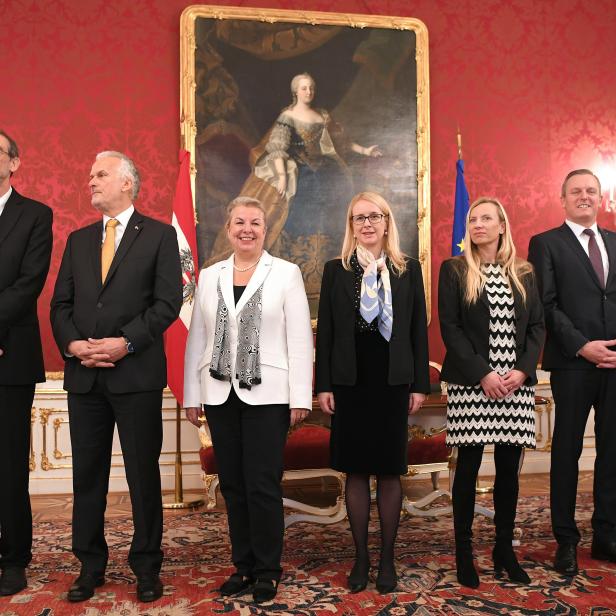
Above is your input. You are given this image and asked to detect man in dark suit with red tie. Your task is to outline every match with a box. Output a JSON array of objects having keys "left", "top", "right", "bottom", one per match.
[
  {"left": 0, "top": 130, "right": 53, "bottom": 596},
  {"left": 51, "top": 151, "right": 181, "bottom": 603},
  {"left": 529, "top": 169, "right": 616, "bottom": 576}
]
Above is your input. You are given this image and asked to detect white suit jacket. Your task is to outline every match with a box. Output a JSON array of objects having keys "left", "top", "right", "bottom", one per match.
[{"left": 183, "top": 251, "right": 314, "bottom": 409}]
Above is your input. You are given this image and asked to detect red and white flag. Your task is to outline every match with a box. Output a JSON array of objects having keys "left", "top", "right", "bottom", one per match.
[{"left": 166, "top": 149, "right": 199, "bottom": 407}]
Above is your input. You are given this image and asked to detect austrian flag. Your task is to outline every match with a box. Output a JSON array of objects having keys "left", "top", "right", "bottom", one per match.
[{"left": 166, "top": 149, "right": 199, "bottom": 407}]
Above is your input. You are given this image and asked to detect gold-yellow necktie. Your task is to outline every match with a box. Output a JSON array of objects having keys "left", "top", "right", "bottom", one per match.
[{"left": 101, "top": 218, "right": 119, "bottom": 283}]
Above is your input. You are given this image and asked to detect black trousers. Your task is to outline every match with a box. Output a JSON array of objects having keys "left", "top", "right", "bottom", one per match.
[
  {"left": 452, "top": 444, "right": 522, "bottom": 548},
  {"left": 68, "top": 373, "right": 164, "bottom": 575},
  {"left": 550, "top": 369, "right": 616, "bottom": 545},
  {"left": 205, "top": 387, "right": 290, "bottom": 581},
  {"left": 0, "top": 384, "right": 35, "bottom": 570}
]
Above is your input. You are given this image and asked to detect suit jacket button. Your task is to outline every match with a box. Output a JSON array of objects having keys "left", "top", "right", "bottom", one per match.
[{"left": 96, "top": 302, "right": 103, "bottom": 308}]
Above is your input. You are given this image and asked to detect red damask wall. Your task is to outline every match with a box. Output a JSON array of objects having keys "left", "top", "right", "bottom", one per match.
[{"left": 3, "top": 0, "right": 616, "bottom": 371}]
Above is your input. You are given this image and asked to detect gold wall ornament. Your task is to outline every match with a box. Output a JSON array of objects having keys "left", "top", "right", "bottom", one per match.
[
  {"left": 39, "top": 407, "right": 72, "bottom": 471},
  {"left": 180, "top": 5, "right": 431, "bottom": 319},
  {"left": 30, "top": 407, "right": 36, "bottom": 471}
]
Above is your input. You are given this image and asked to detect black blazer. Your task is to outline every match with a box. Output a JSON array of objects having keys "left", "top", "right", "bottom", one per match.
[
  {"left": 50, "top": 209, "right": 182, "bottom": 394},
  {"left": 528, "top": 223, "right": 616, "bottom": 370},
  {"left": 315, "top": 257, "right": 430, "bottom": 393},
  {"left": 438, "top": 257, "right": 544, "bottom": 386},
  {"left": 0, "top": 188, "right": 53, "bottom": 385}
]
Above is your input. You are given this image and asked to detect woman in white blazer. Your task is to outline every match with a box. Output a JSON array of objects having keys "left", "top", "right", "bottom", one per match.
[{"left": 184, "top": 196, "right": 313, "bottom": 604}]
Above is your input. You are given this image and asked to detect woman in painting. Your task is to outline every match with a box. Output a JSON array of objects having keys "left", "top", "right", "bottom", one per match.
[
  {"left": 209, "top": 73, "right": 381, "bottom": 279},
  {"left": 315, "top": 191, "right": 430, "bottom": 594},
  {"left": 438, "top": 197, "right": 544, "bottom": 588},
  {"left": 184, "top": 197, "right": 313, "bottom": 604}
]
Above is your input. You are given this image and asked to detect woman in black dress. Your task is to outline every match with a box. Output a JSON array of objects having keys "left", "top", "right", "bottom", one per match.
[
  {"left": 439, "top": 197, "right": 544, "bottom": 588},
  {"left": 315, "top": 191, "right": 430, "bottom": 594}
]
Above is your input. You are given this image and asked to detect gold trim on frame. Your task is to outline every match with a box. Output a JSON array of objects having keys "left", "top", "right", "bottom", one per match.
[
  {"left": 180, "top": 5, "right": 431, "bottom": 318},
  {"left": 45, "top": 371, "right": 64, "bottom": 381}
]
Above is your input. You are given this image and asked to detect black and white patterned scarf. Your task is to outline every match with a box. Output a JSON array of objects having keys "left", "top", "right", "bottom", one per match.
[{"left": 209, "top": 279, "right": 263, "bottom": 390}]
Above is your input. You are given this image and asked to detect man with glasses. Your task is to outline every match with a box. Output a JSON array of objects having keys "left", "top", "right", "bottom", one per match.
[{"left": 0, "top": 130, "right": 53, "bottom": 595}]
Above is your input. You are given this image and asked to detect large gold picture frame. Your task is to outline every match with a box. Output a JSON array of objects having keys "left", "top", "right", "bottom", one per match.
[{"left": 180, "top": 5, "right": 431, "bottom": 317}]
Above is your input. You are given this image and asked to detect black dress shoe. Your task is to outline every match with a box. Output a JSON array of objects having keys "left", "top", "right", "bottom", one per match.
[
  {"left": 0, "top": 567, "right": 27, "bottom": 596},
  {"left": 252, "top": 578, "right": 278, "bottom": 603},
  {"left": 67, "top": 572, "right": 105, "bottom": 602},
  {"left": 591, "top": 537, "right": 616, "bottom": 563},
  {"left": 554, "top": 543, "right": 578, "bottom": 576},
  {"left": 136, "top": 573, "right": 163, "bottom": 603},
  {"left": 219, "top": 573, "right": 255, "bottom": 596}
]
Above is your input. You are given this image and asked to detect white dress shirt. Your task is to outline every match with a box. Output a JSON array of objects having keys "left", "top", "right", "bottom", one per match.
[
  {"left": 102, "top": 204, "right": 134, "bottom": 250},
  {"left": 565, "top": 219, "right": 609, "bottom": 281},
  {"left": 0, "top": 186, "right": 12, "bottom": 217}
]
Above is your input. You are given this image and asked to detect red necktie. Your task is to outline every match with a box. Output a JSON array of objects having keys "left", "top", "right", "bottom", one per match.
[{"left": 583, "top": 228, "right": 605, "bottom": 287}]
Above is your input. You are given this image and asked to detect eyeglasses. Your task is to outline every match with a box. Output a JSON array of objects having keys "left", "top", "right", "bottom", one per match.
[
  {"left": 351, "top": 213, "right": 387, "bottom": 225},
  {"left": 0, "top": 148, "right": 10, "bottom": 158}
]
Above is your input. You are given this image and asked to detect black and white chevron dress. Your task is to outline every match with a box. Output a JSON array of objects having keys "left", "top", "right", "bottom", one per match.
[{"left": 446, "top": 264, "right": 536, "bottom": 448}]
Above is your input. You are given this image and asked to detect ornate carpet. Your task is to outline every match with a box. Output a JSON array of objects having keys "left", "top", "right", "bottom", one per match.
[{"left": 2, "top": 493, "right": 616, "bottom": 615}]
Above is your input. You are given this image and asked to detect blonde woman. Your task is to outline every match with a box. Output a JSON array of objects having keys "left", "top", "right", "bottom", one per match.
[
  {"left": 438, "top": 197, "right": 544, "bottom": 588},
  {"left": 184, "top": 197, "right": 313, "bottom": 603},
  {"left": 315, "top": 192, "right": 429, "bottom": 594}
]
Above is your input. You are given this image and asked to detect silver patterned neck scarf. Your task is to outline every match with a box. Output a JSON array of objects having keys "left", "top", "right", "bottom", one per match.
[{"left": 209, "top": 279, "right": 263, "bottom": 390}]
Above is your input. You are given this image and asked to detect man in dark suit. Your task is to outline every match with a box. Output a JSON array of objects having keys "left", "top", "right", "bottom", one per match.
[
  {"left": 0, "top": 130, "right": 53, "bottom": 596},
  {"left": 51, "top": 151, "right": 181, "bottom": 602},
  {"left": 529, "top": 169, "right": 616, "bottom": 576}
]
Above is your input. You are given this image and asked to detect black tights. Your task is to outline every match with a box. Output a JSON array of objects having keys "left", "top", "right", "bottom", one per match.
[
  {"left": 345, "top": 473, "right": 402, "bottom": 574},
  {"left": 452, "top": 444, "right": 522, "bottom": 551}
]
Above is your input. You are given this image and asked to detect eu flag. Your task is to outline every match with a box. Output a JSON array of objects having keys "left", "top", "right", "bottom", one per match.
[{"left": 451, "top": 158, "right": 470, "bottom": 256}]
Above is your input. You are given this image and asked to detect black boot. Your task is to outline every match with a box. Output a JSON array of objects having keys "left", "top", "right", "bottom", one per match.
[
  {"left": 492, "top": 446, "right": 530, "bottom": 583},
  {"left": 455, "top": 549, "right": 479, "bottom": 588},
  {"left": 452, "top": 446, "right": 483, "bottom": 589},
  {"left": 492, "top": 543, "right": 531, "bottom": 583}
]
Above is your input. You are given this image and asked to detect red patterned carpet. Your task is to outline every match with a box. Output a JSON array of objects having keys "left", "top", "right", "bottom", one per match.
[{"left": 2, "top": 492, "right": 616, "bottom": 615}]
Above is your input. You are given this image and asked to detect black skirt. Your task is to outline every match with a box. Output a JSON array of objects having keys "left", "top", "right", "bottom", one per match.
[{"left": 330, "top": 330, "right": 409, "bottom": 475}]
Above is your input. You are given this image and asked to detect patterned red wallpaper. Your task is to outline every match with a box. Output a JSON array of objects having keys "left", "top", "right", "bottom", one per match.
[{"left": 3, "top": 0, "right": 616, "bottom": 370}]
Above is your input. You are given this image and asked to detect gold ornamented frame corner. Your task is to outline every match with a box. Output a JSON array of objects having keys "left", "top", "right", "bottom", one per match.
[{"left": 180, "top": 5, "right": 431, "bottom": 319}]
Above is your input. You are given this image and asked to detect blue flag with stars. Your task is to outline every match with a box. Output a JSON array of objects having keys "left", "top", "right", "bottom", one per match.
[{"left": 451, "top": 159, "right": 470, "bottom": 255}]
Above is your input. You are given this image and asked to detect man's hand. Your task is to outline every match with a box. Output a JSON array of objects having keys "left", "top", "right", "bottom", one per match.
[
  {"left": 68, "top": 337, "right": 127, "bottom": 368},
  {"left": 502, "top": 369, "right": 527, "bottom": 394},
  {"left": 0, "top": 348, "right": 3, "bottom": 357},
  {"left": 579, "top": 339, "right": 616, "bottom": 368},
  {"left": 408, "top": 392, "right": 426, "bottom": 414},
  {"left": 87, "top": 337, "right": 128, "bottom": 363},
  {"left": 317, "top": 392, "right": 335, "bottom": 415},
  {"left": 67, "top": 339, "right": 113, "bottom": 368},
  {"left": 480, "top": 371, "right": 509, "bottom": 399}
]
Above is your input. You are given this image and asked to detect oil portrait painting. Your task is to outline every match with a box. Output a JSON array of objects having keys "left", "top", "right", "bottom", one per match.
[{"left": 181, "top": 6, "right": 431, "bottom": 316}]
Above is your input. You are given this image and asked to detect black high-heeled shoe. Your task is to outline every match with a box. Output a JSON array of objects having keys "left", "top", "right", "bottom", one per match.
[
  {"left": 347, "top": 560, "right": 369, "bottom": 593},
  {"left": 492, "top": 544, "right": 531, "bottom": 584},
  {"left": 375, "top": 565, "right": 398, "bottom": 594},
  {"left": 455, "top": 551, "right": 480, "bottom": 588}
]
